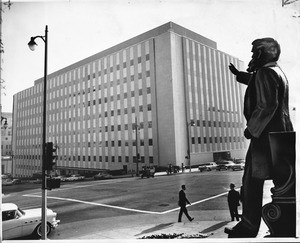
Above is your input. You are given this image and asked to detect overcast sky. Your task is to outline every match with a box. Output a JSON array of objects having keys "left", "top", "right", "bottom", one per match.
[{"left": 1, "top": 0, "right": 300, "bottom": 114}]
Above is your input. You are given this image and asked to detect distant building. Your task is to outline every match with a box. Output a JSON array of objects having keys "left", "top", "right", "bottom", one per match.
[
  {"left": 1, "top": 112, "right": 13, "bottom": 174},
  {"left": 12, "top": 22, "right": 247, "bottom": 177}
]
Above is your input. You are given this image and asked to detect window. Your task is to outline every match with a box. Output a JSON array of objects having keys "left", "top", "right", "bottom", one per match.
[{"left": 3, "top": 210, "right": 17, "bottom": 221}]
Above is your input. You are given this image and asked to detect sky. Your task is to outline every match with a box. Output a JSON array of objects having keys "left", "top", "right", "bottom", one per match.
[{"left": 1, "top": 0, "right": 300, "bottom": 114}]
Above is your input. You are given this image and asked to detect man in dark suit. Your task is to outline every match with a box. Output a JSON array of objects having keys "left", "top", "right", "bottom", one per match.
[
  {"left": 225, "top": 38, "right": 293, "bottom": 238},
  {"left": 178, "top": 185, "right": 194, "bottom": 222},
  {"left": 227, "top": 183, "right": 240, "bottom": 221}
]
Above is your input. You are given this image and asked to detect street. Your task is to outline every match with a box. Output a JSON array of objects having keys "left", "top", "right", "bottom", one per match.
[{"left": 2, "top": 170, "right": 244, "bottom": 240}]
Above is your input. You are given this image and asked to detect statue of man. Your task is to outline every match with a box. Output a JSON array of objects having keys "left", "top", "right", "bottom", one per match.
[{"left": 225, "top": 38, "right": 293, "bottom": 238}]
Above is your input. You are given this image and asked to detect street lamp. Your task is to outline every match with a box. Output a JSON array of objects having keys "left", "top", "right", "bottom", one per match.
[
  {"left": 9, "top": 151, "right": 14, "bottom": 177},
  {"left": 28, "top": 25, "right": 48, "bottom": 240},
  {"left": 133, "top": 117, "right": 140, "bottom": 176},
  {"left": 186, "top": 120, "right": 195, "bottom": 172}
]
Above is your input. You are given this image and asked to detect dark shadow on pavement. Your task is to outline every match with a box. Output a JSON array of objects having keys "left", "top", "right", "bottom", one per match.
[
  {"left": 135, "top": 222, "right": 175, "bottom": 236},
  {"left": 200, "top": 221, "right": 230, "bottom": 234}
]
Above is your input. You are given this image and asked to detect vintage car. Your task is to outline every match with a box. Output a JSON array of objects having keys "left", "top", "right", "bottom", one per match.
[
  {"left": 198, "top": 162, "right": 217, "bottom": 172},
  {"left": 53, "top": 175, "right": 67, "bottom": 182},
  {"left": 65, "top": 174, "right": 85, "bottom": 181},
  {"left": 2, "top": 179, "right": 14, "bottom": 186},
  {"left": 94, "top": 171, "right": 113, "bottom": 180},
  {"left": 12, "top": 178, "right": 22, "bottom": 184},
  {"left": 2, "top": 203, "right": 60, "bottom": 240},
  {"left": 230, "top": 162, "right": 244, "bottom": 171},
  {"left": 234, "top": 159, "right": 245, "bottom": 169},
  {"left": 141, "top": 166, "right": 155, "bottom": 178},
  {"left": 2, "top": 178, "right": 21, "bottom": 186},
  {"left": 216, "top": 161, "right": 236, "bottom": 171},
  {"left": 216, "top": 160, "right": 244, "bottom": 171}
]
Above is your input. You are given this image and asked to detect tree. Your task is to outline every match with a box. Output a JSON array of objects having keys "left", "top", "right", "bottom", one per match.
[{"left": 0, "top": 0, "right": 12, "bottom": 53}]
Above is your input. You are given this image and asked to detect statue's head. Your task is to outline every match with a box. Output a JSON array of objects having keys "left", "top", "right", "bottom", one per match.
[{"left": 247, "top": 38, "right": 281, "bottom": 72}]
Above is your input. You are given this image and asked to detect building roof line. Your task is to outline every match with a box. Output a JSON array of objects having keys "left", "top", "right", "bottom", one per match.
[{"left": 33, "top": 21, "right": 217, "bottom": 85}]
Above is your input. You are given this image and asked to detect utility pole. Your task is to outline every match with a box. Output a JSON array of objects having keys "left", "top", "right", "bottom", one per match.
[
  {"left": 186, "top": 120, "right": 195, "bottom": 172},
  {"left": 41, "top": 25, "right": 48, "bottom": 240},
  {"left": 134, "top": 117, "right": 140, "bottom": 176},
  {"left": 28, "top": 25, "right": 48, "bottom": 240}
]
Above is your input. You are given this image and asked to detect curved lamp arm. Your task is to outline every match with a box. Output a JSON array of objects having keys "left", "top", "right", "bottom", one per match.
[{"left": 28, "top": 35, "right": 45, "bottom": 51}]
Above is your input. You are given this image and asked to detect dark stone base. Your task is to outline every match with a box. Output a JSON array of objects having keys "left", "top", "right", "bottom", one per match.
[{"left": 262, "top": 199, "right": 295, "bottom": 237}]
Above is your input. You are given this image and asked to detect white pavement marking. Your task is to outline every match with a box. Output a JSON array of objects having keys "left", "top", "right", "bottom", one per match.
[
  {"left": 22, "top": 194, "right": 160, "bottom": 214},
  {"left": 23, "top": 189, "right": 230, "bottom": 215}
]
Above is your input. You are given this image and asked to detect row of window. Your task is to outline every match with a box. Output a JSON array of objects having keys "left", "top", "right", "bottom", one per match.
[
  {"left": 88, "top": 139, "right": 153, "bottom": 147},
  {"left": 191, "top": 120, "right": 243, "bottom": 128},
  {"left": 53, "top": 71, "right": 151, "bottom": 101},
  {"left": 82, "top": 87, "right": 152, "bottom": 106},
  {"left": 86, "top": 62, "right": 151, "bottom": 82},
  {"left": 191, "top": 136, "right": 244, "bottom": 144},
  {"left": 1, "top": 145, "right": 12, "bottom": 149},
  {"left": 98, "top": 105, "right": 152, "bottom": 118},
  {"left": 100, "top": 122, "right": 153, "bottom": 131},
  {"left": 15, "top": 133, "right": 245, "bottom": 155},
  {"left": 14, "top": 155, "right": 154, "bottom": 164},
  {"left": 18, "top": 68, "right": 151, "bottom": 110}
]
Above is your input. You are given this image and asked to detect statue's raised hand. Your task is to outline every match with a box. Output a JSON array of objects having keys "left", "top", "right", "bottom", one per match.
[{"left": 229, "top": 63, "right": 239, "bottom": 76}]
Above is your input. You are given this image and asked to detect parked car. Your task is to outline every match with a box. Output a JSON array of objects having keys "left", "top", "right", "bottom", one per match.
[
  {"left": 2, "top": 203, "right": 60, "bottom": 240},
  {"left": 141, "top": 166, "right": 155, "bottom": 178},
  {"left": 33, "top": 179, "right": 42, "bottom": 184},
  {"left": 53, "top": 175, "right": 67, "bottom": 182},
  {"left": 198, "top": 162, "right": 217, "bottom": 172},
  {"left": 234, "top": 159, "right": 245, "bottom": 169},
  {"left": 66, "top": 174, "right": 85, "bottom": 181},
  {"left": 2, "top": 179, "right": 14, "bottom": 186},
  {"left": 1, "top": 174, "right": 11, "bottom": 179},
  {"left": 12, "top": 178, "right": 22, "bottom": 184},
  {"left": 166, "top": 164, "right": 180, "bottom": 174},
  {"left": 231, "top": 162, "right": 244, "bottom": 171},
  {"left": 94, "top": 171, "right": 113, "bottom": 180},
  {"left": 216, "top": 161, "right": 236, "bottom": 171}
]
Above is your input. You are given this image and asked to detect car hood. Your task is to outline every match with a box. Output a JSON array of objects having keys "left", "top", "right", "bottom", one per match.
[{"left": 23, "top": 208, "right": 56, "bottom": 218}]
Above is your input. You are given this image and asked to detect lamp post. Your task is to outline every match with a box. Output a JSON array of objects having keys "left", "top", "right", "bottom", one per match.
[
  {"left": 133, "top": 117, "right": 140, "bottom": 176},
  {"left": 28, "top": 25, "right": 48, "bottom": 240},
  {"left": 9, "top": 151, "right": 14, "bottom": 177},
  {"left": 186, "top": 120, "right": 195, "bottom": 173}
]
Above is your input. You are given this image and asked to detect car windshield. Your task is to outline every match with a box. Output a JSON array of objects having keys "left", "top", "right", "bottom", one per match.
[{"left": 18, "top": 208, "right": 25, "bottom": 215}]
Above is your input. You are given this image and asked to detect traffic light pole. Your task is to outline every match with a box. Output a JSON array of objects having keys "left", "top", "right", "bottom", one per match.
[
  {"left": 135, "top": 117, "right": 139, "bottom": 176},
  {"left": 41, "top": 25, "right": 48, "bottom": 240}
]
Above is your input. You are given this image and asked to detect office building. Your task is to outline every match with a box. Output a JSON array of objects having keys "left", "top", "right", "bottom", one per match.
[
  {"left": 12, "top": 22, "right": 247, "bottom": 177},
  {"left": 1, "top": 112, "right": 13, "bottom": 174}
]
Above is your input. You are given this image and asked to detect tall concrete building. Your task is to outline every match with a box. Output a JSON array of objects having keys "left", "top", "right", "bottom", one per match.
[
  {"left": 12, "top": 22, "right": 247, "bottom": 177},
  {"left": 1, "top": 112, "right": 13, "bottom": 174}
]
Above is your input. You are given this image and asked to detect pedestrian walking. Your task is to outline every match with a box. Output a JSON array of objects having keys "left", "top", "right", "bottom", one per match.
[
  {"left": 224, "top": 38, "right": 293, "bottom": 238},
  {"left": 178, "top": 185, "right": 194, "bottom": 222},
  {"left": 227, "top": 183, "right": 240, "bottom": 221}
]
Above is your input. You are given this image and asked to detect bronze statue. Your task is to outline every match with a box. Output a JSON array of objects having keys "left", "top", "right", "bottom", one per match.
[{"left": 225, "top": 38, "right": 294, "bottom": 238}]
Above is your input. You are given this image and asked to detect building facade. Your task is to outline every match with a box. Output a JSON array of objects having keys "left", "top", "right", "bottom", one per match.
[
  {"left": 1, "top": 112, "right": 13, "bottom": 174},
  {"left": 12, "top": 22, "right": 247, "bottom": 177}
]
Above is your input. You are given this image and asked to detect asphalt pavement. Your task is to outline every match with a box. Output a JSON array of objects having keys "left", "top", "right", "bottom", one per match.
[
  {"left": 6, "top": 169, "right": 298, "bottom": 243},
  {"left": 45, "top": 169, "right": 298, "bottom": 243},
  {"left": 72, "top": 171, "right": 270, "bottom": 240}
]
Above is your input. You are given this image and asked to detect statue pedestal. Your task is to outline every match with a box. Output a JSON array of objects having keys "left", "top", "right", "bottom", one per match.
[{"left": 262, "top": 132, "right": 296, "bottom": 237}]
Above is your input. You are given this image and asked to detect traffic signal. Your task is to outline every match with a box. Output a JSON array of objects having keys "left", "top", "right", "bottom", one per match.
[
  {"left": 46, "top": 177, "right": 61, "bottom": 190},
  {"left": 45, "top": 142, "right": 57, "bottom": 171}
]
